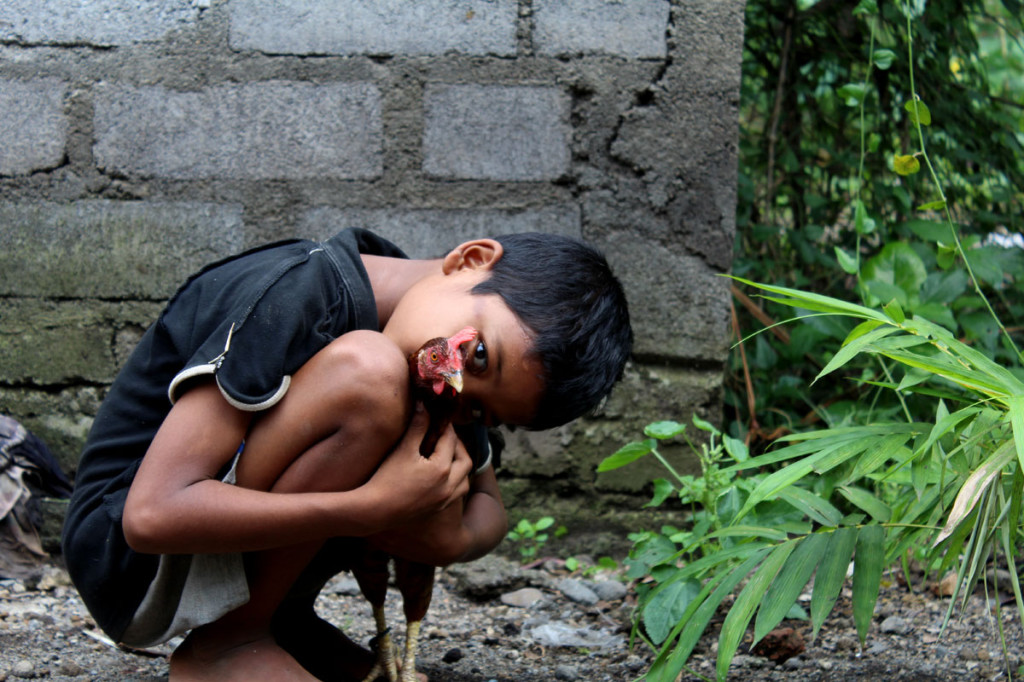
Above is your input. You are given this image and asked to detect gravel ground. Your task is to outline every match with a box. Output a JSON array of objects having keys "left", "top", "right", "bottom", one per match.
[{"left": 1, "top": 555, "right": 1022, "bottom": 681}]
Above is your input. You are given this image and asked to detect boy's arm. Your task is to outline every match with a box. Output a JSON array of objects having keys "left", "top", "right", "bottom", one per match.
[
  {"left": 366, "top": 465, "right": 508, "bottom": 566},
  {"left": 123, "top": 332, "right": 474, "bottom": 555}
]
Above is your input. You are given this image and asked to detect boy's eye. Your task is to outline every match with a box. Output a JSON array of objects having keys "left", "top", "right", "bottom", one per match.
[{"left": 469, "top": 340, "right": 488, "bottom": 372}]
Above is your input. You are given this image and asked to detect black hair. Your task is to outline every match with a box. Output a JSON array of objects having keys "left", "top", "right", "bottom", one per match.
[{"left": 472, "top": 232, "right": 633, "bottom": 430}]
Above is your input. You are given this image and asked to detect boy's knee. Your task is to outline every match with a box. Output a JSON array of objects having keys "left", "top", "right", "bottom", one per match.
[{"left": 315, "top": 331, "right": 410, "bottom": 441}]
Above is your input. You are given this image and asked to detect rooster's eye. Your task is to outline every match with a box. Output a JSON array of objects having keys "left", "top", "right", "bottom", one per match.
[{"left": 469, "top": 340, "right": 488, "bottom": 372}]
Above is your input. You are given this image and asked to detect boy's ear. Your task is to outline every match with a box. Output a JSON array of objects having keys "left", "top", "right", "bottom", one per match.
[{"left": 441, "top": 239, "right": 504, "bottom": 274}]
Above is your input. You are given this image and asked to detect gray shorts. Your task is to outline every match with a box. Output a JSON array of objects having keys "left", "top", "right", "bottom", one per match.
[{"left": 119, "top": 450, "right": 250, "bottom": 648}]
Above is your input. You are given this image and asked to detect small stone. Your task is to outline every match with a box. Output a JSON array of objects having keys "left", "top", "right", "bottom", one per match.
[
  {"left": 57, "top": 660, "right": 85, "bottom": 676},
  {"left": 501, "top": 587, "right": 544, "bottom": 608},
  {"left": 554, "top": 664, "right": 580, "bottom": 680},
  {"left": 592, "top": 580, "right": 628, "bottom": 601},
  {"left": 442, "top": 648, "right": 463, "bottom": 663},
  {"left": 558, "top": 578, "right": 599, "bottom": 606},
  {"left": 880, "top": 615, "right": 910, "bottom": 635},
  {"left": 12, "top": 660, "right": 34, "bottom": 678}
]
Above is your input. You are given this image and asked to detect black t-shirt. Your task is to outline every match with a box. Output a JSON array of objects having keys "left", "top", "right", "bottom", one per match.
[{"left": 62, "top": 228, "right": 435, "bottom": 640}]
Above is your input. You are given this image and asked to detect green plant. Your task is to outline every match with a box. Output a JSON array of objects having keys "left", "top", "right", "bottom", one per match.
[
  {"left": 731, "top": 0, "right": 1024, "bottom": 442},
  {"left": 505, "top": 516, "right": 567, "bottom": 561},
  {"left": 599, "top": 418, "right": 753, "bottom": 562},
  {"left": 607, "top": 286, "right": 1024, "bottom": 681},
  {"left": 565, "top": 555, "right": 619, "bottom": 576},
  {"left": 607, "top": 3, "right": 1024, "bottom": 679}
]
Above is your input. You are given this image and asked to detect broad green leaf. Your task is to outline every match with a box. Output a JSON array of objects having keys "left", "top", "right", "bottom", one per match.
[
  {"left": 534, "top": 516, "right": 555, "bottom": 531},
  {"left": 643, "top": 578, "right": 701, "bottom": 644},
  {"left": 894, "top": 154, "right": 921, "bottom": 175},
  {"left": 905, "top": 98, "right": 932, "bottom": 125},
  {"left": 730, "top": 276, "right": 888, "bottom": 322},
  {"left": 811, "top": 527, "right": 857, "bottom": 638},
  {"left": 845, "top": 319, "right": 885, "bottom": 344},
  {"left": 1008, "top": 395, "right": 1024, "bottom": 472},
  {"left": 917, "top": 199, "right": 947, "bottom": 212},
  {"left": 838, "top": 485, "right": 892, "bottom": 521},
  {"left": 916, "top": 406, "right": 981, "bottom": 460},
  {"left": 937, "top": 244, "right": 957, "bottom": 269},
  {"left": 865, "top": 280, "right": 907, "bottom": 308},
  {"left": 933, "top": 440, "right": 1015, "bottom": 545},
  {"left": 647, "top": 550, "right": 771, "bottom": 682},
  {"left": 854, "top": 199, "right": 876, "bottom": 235},
  {"left": 777, "top": 486, "right": 843, "bottom": 526},
  {"left": 837, "top": 82, "right": 867, "bottom": 106},
  {"left": 883, "top": 299, "right": 905, "bottom": 323},
  {"left": 848, "top": 433, "right": 913, "bottom": 482},
  {"left": 853, "top": 525, "right": 886, "bottom": 645},
  {"left": 674, "top": 540, "right": 774, "bottom": 581},
  {"left": 879, "top": 349, "right": 1008, "bottom": 399},
  {"left": 692, "top": 414, "right": 721, "bottom": 435},
  {"left": 723, "top": 434, "right": 749, "bottom": 462},
  {"left": 853, "top": 0, "right": 878, "bottom": 15},
  {"left": 873, "top": 48, "right": 896, "bottom": 70},
  {"left": 645, "top": 421, "right": 687, "bottom": 440},
  {"left": 862, "top": 242, "right": 928, "bottom": 302},
  {"left": 736, "top": 452, "right": 837, "bottom": 522},
  {"left": 754, "top": 533, "right": 829, "bottom": 644},
  {"left": 718, "top": 542, "right": 797, "bottom": 681},
  {"left": 695, "top": 525, "right": 790, "bottom": 545},
  {"left": 647, "top": 478, "right": 675, "bottom": 507},
  {"left": 904, "top": 219, "right": 952, "bottom": 243},
  {"left": 836, "top": 246, "right": 859, "bottom": 274},
  {"left": 919, "top": 269, "right": 969, "bottom": 305},
  {"left": 815, "top": 324, "right": 898, "bottom": 383},
  {"left": 597, "top": 439, "right": 654, "bottom": 471}
]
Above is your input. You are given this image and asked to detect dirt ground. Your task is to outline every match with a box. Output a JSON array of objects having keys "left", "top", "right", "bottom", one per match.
[{"left": 1, "top": 555, "right": 1022, "bottom": 681}]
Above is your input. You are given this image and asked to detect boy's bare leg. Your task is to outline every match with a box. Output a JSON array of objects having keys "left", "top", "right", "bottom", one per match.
[{"left": 170, "top": 335, "right": 411, "bottom": 681}]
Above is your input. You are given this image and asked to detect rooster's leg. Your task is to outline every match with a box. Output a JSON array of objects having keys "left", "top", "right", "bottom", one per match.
[
  {"left": 360, "top": 603, "right": 400, "bottom": 682},
  {"left": 394, "top": 559, "right": 436, "bottom": 682},
  {"left": 353, "top": 549, "right": 401, "bottom": 682},
  {"left": 398, "top": 619, "right": 424, "bottom": 682}
]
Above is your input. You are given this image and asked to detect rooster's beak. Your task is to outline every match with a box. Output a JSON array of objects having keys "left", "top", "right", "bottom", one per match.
[{"left": 442, "top": 371, "right": 464, "bottom": 393}]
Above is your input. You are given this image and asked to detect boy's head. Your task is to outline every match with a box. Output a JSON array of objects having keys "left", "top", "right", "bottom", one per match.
[{"left": 472, "top": 232, "right": 632, "bottom": 430}]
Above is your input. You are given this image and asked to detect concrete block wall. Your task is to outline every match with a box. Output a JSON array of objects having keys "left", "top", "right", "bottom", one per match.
[{"left": 0, "top": 0, "right": 746, "bottom": 533}]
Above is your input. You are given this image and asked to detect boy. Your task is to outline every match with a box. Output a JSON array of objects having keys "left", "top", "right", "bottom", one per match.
[{"left": 62, "top": 228, "right": 632, "bottom": 681}]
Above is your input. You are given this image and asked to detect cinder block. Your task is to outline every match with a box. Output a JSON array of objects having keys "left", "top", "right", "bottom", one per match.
[
  {"left": 93, "top": 82, "right": 383, "bottom": 180},
  {"left": 0, "top": 79, "right": 68, "bottom": 176},
  {"left": 0, "top": 0, "right": 198, "bottom": 46},
  {"left": 534, "top": 0, "right": 669, "bottom": 58},
  {"left": 423, "top": 85, "right": 570, "bottom": 181},
  {"left": 0, "top": 201, "right": 244, "bottom": 299},
  {"left": 229, "top": 0, "right": 517, "bottom": 56},
  {"left": 300, "top": 205, "right": 582, "bottom": 257},
  {"left": 600, "top": 231, "right": 731, "bottom": 362}
]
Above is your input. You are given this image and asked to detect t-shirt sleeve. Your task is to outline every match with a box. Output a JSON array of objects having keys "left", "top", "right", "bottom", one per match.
[{"left": 165, "top": 245, "right": 348, "bottom": 411}]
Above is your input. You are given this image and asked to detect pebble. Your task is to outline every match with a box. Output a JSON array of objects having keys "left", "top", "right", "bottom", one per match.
[
  {"left": 500, "top": 587, "right": 544, "bottom": 608},
  {"left": 442, "top": 648, "right": 463, "bottom": 663},
  {"left": 880, "top": 615, "right": 910, "bottom": 634},
  {"left": 11, "top": 660, "right": 33, "bottom": 678},
  {"left": 591, "top": 580, "right": 627, "bottom": 601},
  {"left": 554, "top": 664, "right": 580, "bottom": 680},
  {"left": 558, "top": 578, "right": 599, "bottom": 606}
]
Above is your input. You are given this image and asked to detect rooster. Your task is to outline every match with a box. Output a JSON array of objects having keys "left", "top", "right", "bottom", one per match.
[{"left": 355, "top": 326, "right": 477, "bottom": 682}]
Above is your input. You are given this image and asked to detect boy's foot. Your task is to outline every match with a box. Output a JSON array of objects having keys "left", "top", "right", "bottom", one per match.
[{"left": 170, "top": 631, "right": 319, "bottom": 682}]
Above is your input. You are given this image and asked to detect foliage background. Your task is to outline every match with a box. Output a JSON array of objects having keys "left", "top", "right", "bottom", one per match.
[{"left": 729, "top": 0, "right": 1024, "bottom": 442}]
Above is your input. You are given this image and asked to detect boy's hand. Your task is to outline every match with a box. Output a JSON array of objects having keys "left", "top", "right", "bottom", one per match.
[
  {"left": 368, "top": 402, "right": 473, "bottom": 526},
  {"left": 367, "top": 502, "right": 467, "bottom": 565}
]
